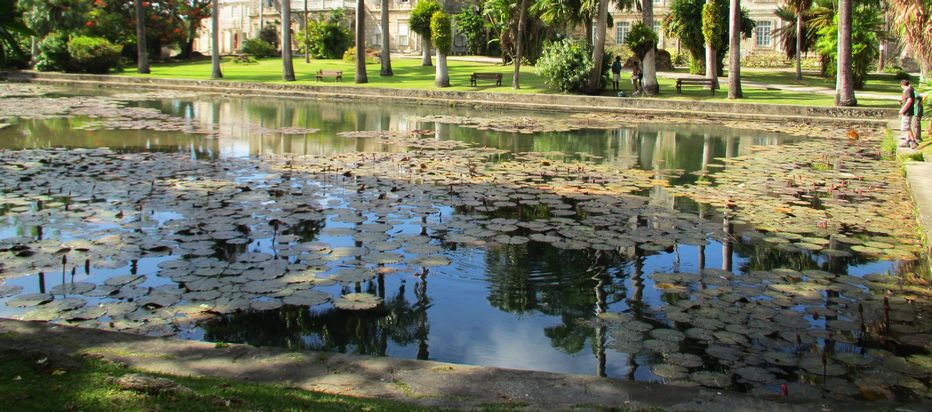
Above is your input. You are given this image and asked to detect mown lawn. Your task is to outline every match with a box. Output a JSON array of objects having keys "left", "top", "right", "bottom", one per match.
[
  {"left": 118, "top": 56, "right": 901, "bottom": 108},
  {"left": 1, "top": 350, "right": 428, "bottom": 412}
]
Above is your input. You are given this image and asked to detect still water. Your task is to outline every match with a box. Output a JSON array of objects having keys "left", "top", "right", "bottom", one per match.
[{"left": 0, "top": 88, "right": 927, "bottom": 401}]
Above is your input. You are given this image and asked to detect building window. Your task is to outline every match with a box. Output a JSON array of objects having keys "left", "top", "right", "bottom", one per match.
[
  {"left": 372, "top": 26, "right": 381, "bottom": 46},
  {"left": 653, "top": 22, "right": 660, "bottom": 39},
  {"left": 398, "top": 23, "right": 409, "bottom": 46},
  {"left": 616, "top": 21, "right": 630, "bottom": 44},
  {"left": 756, "top": 21, "right": 772, "bottom": 47}
]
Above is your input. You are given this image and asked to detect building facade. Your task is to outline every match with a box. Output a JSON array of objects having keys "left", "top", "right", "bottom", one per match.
[{"left": 196, "top": 0, "right": 787, "bottom": 58}]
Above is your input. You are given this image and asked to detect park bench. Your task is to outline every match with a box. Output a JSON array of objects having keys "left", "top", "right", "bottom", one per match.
[
  {"left": 675, "top": 77, "right": 717, "bottom": 96},
  {"left": 316, "top": 70, "right": 343, "bottom": 82},
  {"left": 470, "top": 72, "right": 502, "bottom": 87}
]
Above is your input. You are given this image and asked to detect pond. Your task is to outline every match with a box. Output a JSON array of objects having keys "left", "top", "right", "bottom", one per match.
[{"left": 0, "top": 84, "right": 929, "bottom": 402}]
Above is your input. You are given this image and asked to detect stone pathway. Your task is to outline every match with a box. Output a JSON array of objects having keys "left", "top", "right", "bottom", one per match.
[{"left": 0, "top": 319, "right": 920, "bottom": 411}]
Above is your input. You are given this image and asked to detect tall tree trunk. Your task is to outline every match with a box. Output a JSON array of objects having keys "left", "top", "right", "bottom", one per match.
[
  {"left": 795, "top": 10, "right": 803, "bottom": 80},
  {"left": 879, "top": 3, "right": 887, "bottom": 71},
  {"left": 921, "top": 61, "right": 930, "bottom": 84},
  {"left": 835, "top": 0, "right": 856, "bottom": 106},
  {"left": 135, "top": 0, "right": 150, "bottom": 74},
  {"left": 355, "top": 0, "right": 368, "bottom": 83},
  {"left": 30, "top": 36, "right": 37, "bottom": 68},
  {"left": 282, "top": 0, "right": 296, "bottom": 81},
  {"left": 727, "top": 0, "right": 741, "bottom": 98},
  {"left": 211, "top": 0, "right": 222, "bottom": 79},
  {"left": 588, "top": 0, "right": 608, "bottom": 92},
  {"left": 513, "top": 0, "right": 528, "bottom": 89},
  {"left": 304, "top": 0, "right": 310, "bottom": 63},
  {"left": 642, "top": 1, "right": 658, "bottom": 95},
  {"left": 704, "top": 0, "right": 717, "bottom": 88},
  {"left": 421, "top": 37, "right": 432, "bottom": 66},
  {"left": 435, "top": 48, "right": 449, "bottom": 86},
  {"left": 380, "top": 0, "right": 393, "bottom": 76}
]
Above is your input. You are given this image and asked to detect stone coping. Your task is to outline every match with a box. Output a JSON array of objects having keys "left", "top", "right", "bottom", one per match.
[
  {"left": 4, "top": 70, "right": 897, "bottom": 125},
  {"left": 0, "top": 319, "right": 914, "bottom": 411}
]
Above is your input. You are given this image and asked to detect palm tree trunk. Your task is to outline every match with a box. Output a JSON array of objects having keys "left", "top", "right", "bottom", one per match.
[
  {"left": 135, "top": 0, "right": 150, "bottom": 74},
  {"left": 835, "top": 0, "right": 856, "bottom": 106},
  {"left": 513, "top": 0, "right": 528, "bottom": 89},
  {"left": 304, "top": 0, "right": 310, "bottom": 63},
  {"left": 704, "top": 0, "right": 717, "bottom": 88},
  {"left": 355, "top": 0, "right": 368, "bottom": 83},
  {"left": 435, "top": 48, "right": 449, "bottom": 86},
  {"left": 211, "top": 0, "right": 222, "bottom": 79},
  {"left": 727, "top": 0, "right": 741, "bottom": 98},
  {"left": 380, "top": 0, "right": 393, "bottom": 76},
  {"left": 588, "top": 0, "right": 608, "bottom": 91},
  {"left": 282, "top": 0, "right": 296, "bottom": 81},
  {"left": 421, "top": 37, "right": 432, "bottom": 66},
  {"left": 642, "top": 1, "right": 658, "bottom": 95},
  {"left": 795, "top": 10, "right": 803, "bottom": 80}
]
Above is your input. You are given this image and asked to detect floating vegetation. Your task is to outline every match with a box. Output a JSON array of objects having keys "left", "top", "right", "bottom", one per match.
[{"left": 0, "top": 83, "right": 927, "bottom": 403}]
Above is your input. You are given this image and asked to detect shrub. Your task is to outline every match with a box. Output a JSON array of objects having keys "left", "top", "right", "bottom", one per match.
[
  {"left": 893, "top": 70, "right": 912, "bottom": 81},
  {"left": 36, "top": 32, "right": 70, "bottom": 72},
  {"left": 259, "top": 23, "right": 279, "bottom": 48},
  {"left": 625, "top": 22, "right": 658, "bottom": 60},
  {"left": 455, "top": 5, "right": 485, "bottom": 54},
  {"left": 342, "top": 47, "right": 380, "bottom": 64},
  {"left": 537, "top": 38, "right": 594, "bottom": 92},
  {"left": 655, "top": 49, "right": 674, "bottom": 71},
  {"left": 240, "top": 38, "right": 277, "bottom": 58},
  {"left": 300, "top": 15, "right": 352, "bottom": 59},
  {"left": 66, "top": 36, "right": 122, "bottom": 74},
  {"left": 740, "top": 51, "right": 791, "bottom": 68},
  {"left": 670, "top": 49, "right": 689, "bottom": 66},
  {"left": 231, "top": 54, "right": 257, "bottom": 64},
  {"left": 608, "top": 44, "right": 634, "bottom": 65}
]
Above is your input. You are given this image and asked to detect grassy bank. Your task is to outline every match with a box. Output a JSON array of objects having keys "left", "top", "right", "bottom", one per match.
[
  {"left": 1, "top": 349, "right": 428, "bottom": 412},
  {"left": 117, "top": 56, "right": 900, "bottom": 108}
]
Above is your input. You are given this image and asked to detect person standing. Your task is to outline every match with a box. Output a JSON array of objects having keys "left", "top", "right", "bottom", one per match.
[
  {"left": 900, "top": 80, "right": 916, "bottom": 148},
  {"left": 913, "top": 92, "right": 924, "bottom": 145},
  {"left": 631, "top": 62, "right": 643, "bottom": 95},
  {"left": 611, "top": 56, "right": 623, "bottom": 91}
]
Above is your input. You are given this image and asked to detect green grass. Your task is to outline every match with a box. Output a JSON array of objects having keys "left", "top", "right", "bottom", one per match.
[
  {"left": 1, "top": 349, "right": 429, "bottom": 412},
  {"left": 117, "top": 56, "right": 901, "bottom": 108}
]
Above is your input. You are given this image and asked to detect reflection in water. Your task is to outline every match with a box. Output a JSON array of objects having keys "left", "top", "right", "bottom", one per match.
[{"left": 2, "top": 88, "right": 925, "bottom": 402}]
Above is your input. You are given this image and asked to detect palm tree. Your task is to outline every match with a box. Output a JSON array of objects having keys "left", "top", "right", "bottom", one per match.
[
  {"left": 380, "top": 0, "right": 393, "bottom": 76},
  {"left": 0, "top": 0, "right": 33, "bottom": 67},
  {"left": 134, "top": 0, "right": 150, "bottom": 74},
  {"left": 211, "top": 0, "right": 222, "bottom": 79},
  {"left": 835, "top": 0, "right": 855, "bottom": 106},
  {"left": 588, "top": 0, "right": 608, "bottom": 91},
  {"left": 887, "top": 0, "right": 932, "bottom": 81},
  {"left": 513, "top": 0, "right": 529, "bottom": 89},
  {"left": 793, "top": 0, "right": 812, "bottom": 79},
  {"left": 282, "top": 0, "right": 296, "bottom": 81},
  {"left": 355, "top": 0, "right": 368, "bottom": 83},
  {"left": 431, "top": 11, "right": 451, "bottom": 87},
  {"left": 642, "top": 0, "right": 659, "bottom": 95},
  {"left": 727, "top": 0, "right": 741, "bottom": 98},
  {"left": 411, "top": 0, "right": 441, "bottom": 67}
]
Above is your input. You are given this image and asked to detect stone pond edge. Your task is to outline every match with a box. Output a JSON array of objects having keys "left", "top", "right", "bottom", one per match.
[
  {"left": 2, "top": 70, "right": 897, "bottom": 125},
  {"left": 0, "top": 318, "right": 918, "bottom": 411}
]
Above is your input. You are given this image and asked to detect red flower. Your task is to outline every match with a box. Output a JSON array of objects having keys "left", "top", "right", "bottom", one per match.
[{"left": 86, "top": 21, "right": 94, "bottom": 28}]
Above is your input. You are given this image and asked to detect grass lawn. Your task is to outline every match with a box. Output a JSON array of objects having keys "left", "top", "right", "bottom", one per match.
[
  {"left": 1, "top": 349, "right": 428, "bottom": 412},
  {"left": 118, "top": 56, "right": 900, "bottom": 108}
]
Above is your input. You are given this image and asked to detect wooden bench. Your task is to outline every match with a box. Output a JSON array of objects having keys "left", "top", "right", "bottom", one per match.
[
  {"left": 470, "top": 72, "right": 502, "bottom": 87},
  {"left": 675, "top": 78, "right": 717, "bottom": 96},
  {"left": 316, "top": 70, "right": 343, "bottom": 82}
]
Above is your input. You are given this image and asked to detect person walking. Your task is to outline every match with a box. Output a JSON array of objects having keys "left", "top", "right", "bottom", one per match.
[
  {"left": 611, "top": 56, "right": 623, "bottom": 91},
  {"left": 900, "top": 80, "right": 917, "bottom": 148}
]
